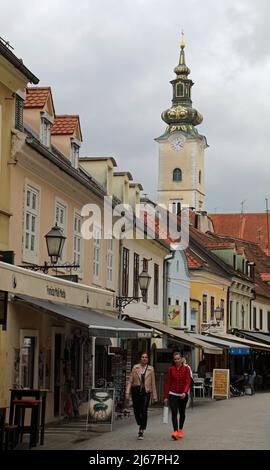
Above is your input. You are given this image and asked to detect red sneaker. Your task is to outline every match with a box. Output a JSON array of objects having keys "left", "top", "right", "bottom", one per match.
[
  {"left": 177, "top": 429, "right": 184, "bottom": 438},
  {"left": 171, "top": 431, "right": 179, "bottom": 440}
]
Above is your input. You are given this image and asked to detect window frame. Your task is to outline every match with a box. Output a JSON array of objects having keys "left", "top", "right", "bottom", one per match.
[
  {"left": 93, "top": 225, "right": 102, "bottom": 283},
  {"left": 173, "top": 168, "right": 182, "bottom": 182},
  {"left": 154, "top": 263, "right": 159, "bottom": 306},
  {"left": 23, "top": 181, "right": 40, "bottom": 264},
  {"left": 106, "top": 238, "right": 114, "bottom": 287},
  {"left": 122, "top": 247, "right": 130, "bottom": 297}
]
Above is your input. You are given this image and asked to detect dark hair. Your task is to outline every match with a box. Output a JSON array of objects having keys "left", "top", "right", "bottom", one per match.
[
  {"left": 140, "top": 352, "right": 149, "bottom": 359},
  {"left": 173, "top": 351, "right": 182, "bottom": 359}
]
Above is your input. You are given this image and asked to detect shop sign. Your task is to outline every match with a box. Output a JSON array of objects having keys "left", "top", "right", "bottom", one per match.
[
  {"left": 46, "top": 285, "right": 66, "bottom": 299},
  {"left": 137, "top": 331, "right": 152, "bottom": 338},
  {"left": 86, "top": 388, "right": 115, "bottom": 431},
  {"left": 212, "top": 368, "right": 230, "bottom": 399},
  {"left": 0, "top": 290, "right": 8, "bottom": 326}
]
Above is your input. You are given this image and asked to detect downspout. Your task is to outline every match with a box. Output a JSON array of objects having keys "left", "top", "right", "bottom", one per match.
[{"left": 226, "top": 286, "right": 231, "bottom": 332}]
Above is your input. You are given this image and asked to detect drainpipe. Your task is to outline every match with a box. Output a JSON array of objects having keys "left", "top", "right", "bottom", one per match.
[
  {"left": 226, "top": 286, "right": 231, "bottom": 332},
  {"left": 92, "top": 336, "right": 96, "bottom": 388},
  {"left": 163, "top": 253, "right": 174, "bottom": 326}
]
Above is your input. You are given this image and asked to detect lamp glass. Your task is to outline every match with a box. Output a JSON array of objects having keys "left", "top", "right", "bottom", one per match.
[{"left": 45, "top": 224, "right": 66, "bottom": 264}]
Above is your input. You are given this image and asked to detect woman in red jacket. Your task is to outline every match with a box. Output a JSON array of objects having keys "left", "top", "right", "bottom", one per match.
[{"left": 164, "top": 351, "right": 191, "bottom": 440}]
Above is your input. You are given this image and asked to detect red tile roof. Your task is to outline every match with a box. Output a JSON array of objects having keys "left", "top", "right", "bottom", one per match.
[
  {"left": 51, "top": 115, "right": 82, "bottom": 139},
  {"left": 210, "top": 213, "right": 270, "bottom": 256},
  {"left": 185, "top": 248, "right": 204, "bottom": 269},
  {"left": 24, "top": 87, "right": 51, "bottom": 109}
]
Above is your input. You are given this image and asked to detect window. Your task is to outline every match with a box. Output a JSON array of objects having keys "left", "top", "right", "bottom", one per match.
[
  {"left": 268, "top": 312, "right": 270, "bottom": 332},
  {"left": 23, "top": 184, "right": 40, "bottom": 263},
  {"left": 93, "top": 226, "right": 101, "bottom": 282},
  {"left": 133, "top": 253, "right": 140, "bottom": 298},
  {"left": 241, "top": 305, "right": 245, "bottom": 329},
  {"left": 260, "top": 309, "right": 263, "bottom": 330},
  {"left": 122, "top": 248, "right": 129, "bottom": 296},
  {"left": 171, "top": 201, "right": 181, "bottom": 215},
  {"left": 15, "top": 94, "right": 24, "bottom": 131},
  {"left": 220, "top": 299, "right": 225, "bottom": 318},
  {"left": 253, "top": 307, "right": 257, "bottom": 330},
  {"left": 55, "top": 201, "right": 67, "bottom": 262},
  {"left": 173, "top": 168, "right": 182, "bottom": 182},
  {"left": 199, "top": 170, "right": 202, "bottom": 184},
  {"left": 74, "top": 212, "right": 82, "bottom": 269},
  {"left": 229, "top": 300, "right": 233, "bottom": 327},
  {"left": 71, "top": 143, "right": 80, "bottom": 169},
  {"left": 19, "top": 330, "right": 39, "bottom": 389},
  {"left": 236, "top": 302, "right": 239, "bottom": 327},
  {"left": 210, "top": 296, "right": 215, "bottom": 321},
  {"left": 202, "top": 294, "right": 207, "bottom": 323},
  {"left": 233, "top": 254, "right": 236, "bottom": 270},
  {"left": 107, "top": 239, "right": 114, "bottom": 285},
  {"left": 142, "top": 258, "right": 148, "bottom": 302},
  {"left": 183, "top": 302, "right": 187, "bottom": 326},
  {"left": 176, "top": 82, "right": 184, "bottom": 97},
  {"left": 40, "top": 117, "right": 51, "bottom": 147},
  {"left": 168, "top": 297, "right": 171, "bottom": 306},
  {"left": 154, "top": 263, "right": 159, "bottom": 305}
]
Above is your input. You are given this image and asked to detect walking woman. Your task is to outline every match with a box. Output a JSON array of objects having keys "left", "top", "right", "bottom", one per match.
[
  {"left": 125, "top": 352, "right": 158, "bottom": 440},
  {"left": 164, "top": 351, "right": 191, "bottom": 440}
]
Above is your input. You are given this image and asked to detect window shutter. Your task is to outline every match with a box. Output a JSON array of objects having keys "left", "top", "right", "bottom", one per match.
[{"left": 15, "top": 95, "right": 24, "bottom": 131}]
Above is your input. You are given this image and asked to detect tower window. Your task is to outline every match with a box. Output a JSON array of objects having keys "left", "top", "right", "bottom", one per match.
[
  {"left": 176, "top": 82, "right": 184, "bottom": 97},
  {"left": 199, "top": 170, "right": 202, "bottom": 184},
  {"left": 173, "top": 168, "right": 182, "bottom": 182}
]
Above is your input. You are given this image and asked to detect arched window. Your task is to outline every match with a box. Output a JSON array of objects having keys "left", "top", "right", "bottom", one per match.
[
  {"left": 199, "top": 170, "right": 202, "bottom": 184},
  {"left": 176, "top": 82, "right": 184, "bottom": 97},
  {"left": 173, "top": 168, "right": 182, "bottom": 182}
]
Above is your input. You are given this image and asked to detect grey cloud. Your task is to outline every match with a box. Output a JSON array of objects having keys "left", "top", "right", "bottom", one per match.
[{"left": 1, "top": 0, "right": 269, "bottom": 212}]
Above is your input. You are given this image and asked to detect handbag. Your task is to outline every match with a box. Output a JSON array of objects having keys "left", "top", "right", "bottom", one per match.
[{"left": 163, "top": 406, "right": 169, "bottom": 424}]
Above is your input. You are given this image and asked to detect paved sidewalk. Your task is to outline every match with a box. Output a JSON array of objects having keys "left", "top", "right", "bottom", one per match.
[{"left": 33, "top": 392, "right": 270, "bottom": 450}]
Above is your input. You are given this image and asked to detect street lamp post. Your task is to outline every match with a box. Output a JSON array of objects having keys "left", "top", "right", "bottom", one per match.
[
  {"left": 116, "top": 266, "right": 151, "bottom": 319},
  {"left": 20, "top": 223, "right": 80, "bottom": 273}
]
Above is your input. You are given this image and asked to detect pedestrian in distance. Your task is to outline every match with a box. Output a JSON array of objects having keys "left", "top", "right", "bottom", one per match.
[
  {"left": 125, "top": 352, "right": 158, "bottom": 440},
  {"left": 164, "top": 351, "right": 191, "bottom": 440}
]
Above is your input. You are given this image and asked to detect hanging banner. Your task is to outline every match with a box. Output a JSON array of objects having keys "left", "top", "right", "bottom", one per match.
[{"left": 212, "top": 369, "right": 230, "bottom": 399}]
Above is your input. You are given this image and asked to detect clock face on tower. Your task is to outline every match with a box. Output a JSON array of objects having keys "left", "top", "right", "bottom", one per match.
[{"left": 169, "top": 135, "right": 185, "bottom": 151}]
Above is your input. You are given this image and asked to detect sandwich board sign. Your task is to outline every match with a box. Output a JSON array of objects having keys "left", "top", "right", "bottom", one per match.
[
  {"left": 212, "top": 369, "right": 230, "bottom": 399},
  {"left": 86, "top": 388, "right": 115, "bottom": 431}
]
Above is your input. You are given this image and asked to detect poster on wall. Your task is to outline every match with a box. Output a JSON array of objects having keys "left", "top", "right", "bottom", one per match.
[
  {"left": 168, "top": 305, "right": 180, "bottom": 328},
  {"left": 86, "top": 388, "right": 115, "bottom": 431}
]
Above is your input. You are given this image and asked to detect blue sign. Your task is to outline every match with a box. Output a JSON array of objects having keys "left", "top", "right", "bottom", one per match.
[{"left": 229, "top": 347, "right": 250, "bottom": 356}]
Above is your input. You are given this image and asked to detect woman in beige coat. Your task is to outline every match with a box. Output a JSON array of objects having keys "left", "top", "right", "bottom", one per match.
[{"left": 125, "top": 352, "right": 158, "bottom": 440}]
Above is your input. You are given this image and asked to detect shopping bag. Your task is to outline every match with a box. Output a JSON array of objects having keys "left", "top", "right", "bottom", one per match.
[{"left": 163, "top": 406, "right": 169, "bottom": 424}]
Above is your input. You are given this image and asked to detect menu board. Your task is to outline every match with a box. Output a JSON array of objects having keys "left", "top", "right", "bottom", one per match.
[{"left": 212, "top": 369, "right": 230, "bottom": 399}]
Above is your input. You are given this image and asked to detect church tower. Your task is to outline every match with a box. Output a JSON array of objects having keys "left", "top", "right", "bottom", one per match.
[{"left": 156, "top": 34, "right": 208, "bottom": 213}]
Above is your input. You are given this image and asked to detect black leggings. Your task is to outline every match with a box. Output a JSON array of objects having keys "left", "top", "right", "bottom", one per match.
[
  {"left": 131, "top": 389, "right": 151, "bottom": 430},
  {"left": 169, "top": 394, "right": 188, "bottom": 431}
]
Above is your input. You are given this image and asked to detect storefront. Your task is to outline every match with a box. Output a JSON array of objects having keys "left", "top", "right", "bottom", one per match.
[{"left": 0, "top": 262, "right": 151, "bottom": 422}]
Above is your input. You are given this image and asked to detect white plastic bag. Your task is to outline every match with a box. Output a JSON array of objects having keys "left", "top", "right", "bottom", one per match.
[{"left": 163, "top": 406, "right": 169, "bottom": 424}]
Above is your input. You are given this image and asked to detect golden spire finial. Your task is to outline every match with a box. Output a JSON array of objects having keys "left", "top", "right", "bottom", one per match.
[{"left": 180, "top": 30, "right": 185, "bottom": 49}]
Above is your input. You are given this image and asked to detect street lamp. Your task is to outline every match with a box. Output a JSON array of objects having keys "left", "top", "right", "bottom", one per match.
[
  {"left": 116, "top": 267, "right": 152, "bottom": 318},
  {"left": 45, "top": 224, "right": 66, "bottom": 264},
  {"left": 20, "top": 223, "right": 80, "bottom": 274},
  {"left": 214, "top": 306, "right": 223, "bottom": 323}
]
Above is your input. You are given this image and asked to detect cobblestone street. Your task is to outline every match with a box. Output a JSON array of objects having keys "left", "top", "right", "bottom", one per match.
[{"left": 38, "top": 393, "right": 270, "bottom": 451}]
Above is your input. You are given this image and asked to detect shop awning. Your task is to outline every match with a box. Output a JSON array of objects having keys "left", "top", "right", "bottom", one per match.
[
  {"left": 126, "top": 318, "right": 222, "bottom": 355},
  {"left": 191, "top": 334, "right": 250, "bottom": 356},
  {"left": 236, "top": 330, "right": 270, "bottom": 346},
  {"left": 209, "top": 332, "right": 270, "bottom": 352},
  {"left": 15, "top": 295, "right": 152, "bottom": 339}
]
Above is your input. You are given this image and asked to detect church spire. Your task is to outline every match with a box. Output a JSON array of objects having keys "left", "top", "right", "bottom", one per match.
[{"left": 159, "top": 34, "right": 203, "bottom": 138}]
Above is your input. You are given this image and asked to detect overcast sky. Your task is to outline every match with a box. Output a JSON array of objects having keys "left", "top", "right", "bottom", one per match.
[{"left": 1, "top": 0, "right": 270, "bottom": 213}]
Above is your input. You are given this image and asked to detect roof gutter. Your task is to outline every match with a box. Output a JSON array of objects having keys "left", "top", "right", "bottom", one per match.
[{"left": 0, "top": 43, "right": 39, "bottom": 84}]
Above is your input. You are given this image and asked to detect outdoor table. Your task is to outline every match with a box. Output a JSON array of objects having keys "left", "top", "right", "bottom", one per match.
[{"left": 9, "top": 389, "right": 47, "bottom": 445}]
